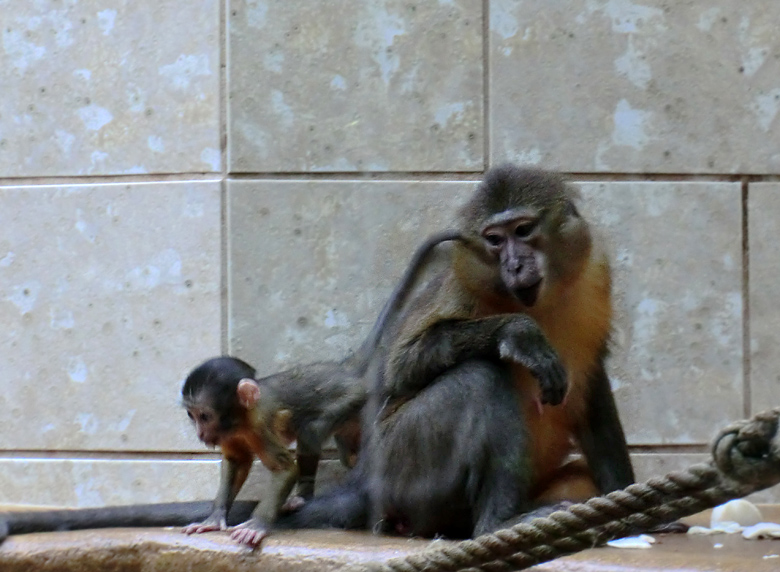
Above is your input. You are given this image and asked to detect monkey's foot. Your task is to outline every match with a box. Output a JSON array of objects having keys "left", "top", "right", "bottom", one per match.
[
  {"left": 181, "top": 517, "right": 227, "bottom": 535},
  {"left": 281, "top": 495, "right": 306, "bottom": 513},
  {"left": 229, "top": 518, "right": 269, "bottom": 548}
]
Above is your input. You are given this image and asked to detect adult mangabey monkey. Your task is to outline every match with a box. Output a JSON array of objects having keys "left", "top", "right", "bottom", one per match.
[
  {"left": 279, "top": 165, "right": 634, "bottom": 537},
  {"left": 0, "top": 230, "right": 464, "bottom": 548},
  {"left": 383, "top": 165, "right": 633, "bottom": 502}
]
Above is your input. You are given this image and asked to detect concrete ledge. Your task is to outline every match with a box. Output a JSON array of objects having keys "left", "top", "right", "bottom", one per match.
[
  {"left": 2, "top": 526, "right": 780, "bottom": 572},
  {"left": 3, "top": 507, "right": 780, "bottom": 571},
  {"left": 0, "top": 528, "right": 433, "bottom": 572}
]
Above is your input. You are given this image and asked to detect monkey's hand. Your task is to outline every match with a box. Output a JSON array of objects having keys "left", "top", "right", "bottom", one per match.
[
  {"left": 229, "top": 517, "right": 270, "bottom": 548},
  {"left": 181, "top": 509, "right": 227, "bottom": 535},
  {"left": 498, "top": 320, "right": 568, "bottom": 405}
]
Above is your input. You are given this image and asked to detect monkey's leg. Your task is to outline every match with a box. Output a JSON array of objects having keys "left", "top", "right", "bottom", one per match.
[
  {"left": 230, "top": 465, "right": 298, "bottom": 547},
  {"left": 183, "top": 457, "right": 252, "bottom": 535},
  {"left": 374, "top": 360, "right": 532, "bottom": 538},
  {"left": 577, "top": 360, "right": 634, "bottom": 494},
  {"left": 389, "top": 315, "right": 566, "bottom": 404},
  {"left": 465, "top": 362, "right": 534, "bottom": 537}
]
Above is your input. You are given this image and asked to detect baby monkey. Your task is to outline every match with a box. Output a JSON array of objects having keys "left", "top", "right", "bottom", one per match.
[{"left": 180, "top": 356, "right": 358, "bottom": 546}]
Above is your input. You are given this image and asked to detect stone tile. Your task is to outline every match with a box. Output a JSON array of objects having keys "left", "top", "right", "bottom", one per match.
[
  {"left": 579, "top": 182, "right": 743, "bottom": 444},
  {"left": 631, "top": 452, "right": 710, "bottom": 483},
  {"left": 0, "top": 182, "right": 221, "bottom": 451},
  {"left": 227, "top": 0, "right": 483, "bottom": 172},
  {"left": 634, "top": 453, "right": 780, "bottom": 504},
  {"left": 0, "top": 456, "right": 349, "bottom": 507},
  {"left": 0, "top": 1, "right": 220, "bottom": 176},
  {"left": 749, "top": 184, "right": 780, "bottom": 414},
  {"left": 490, "top": 1, "right": 780, "bottom": 173},
  {"left": 0, "top": 459, "right": 219, "bottom": 507},
  {"left": 227, "top": 179, "right": 474, "bottom": 373}
]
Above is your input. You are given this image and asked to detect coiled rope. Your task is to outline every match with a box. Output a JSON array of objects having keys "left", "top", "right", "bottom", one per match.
[{"left": 351, "top": 407, "right": 780, "bottom": 572}]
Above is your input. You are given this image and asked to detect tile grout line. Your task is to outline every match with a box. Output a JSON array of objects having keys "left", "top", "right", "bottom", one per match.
[
  {"left": 4, "top": 172, "right": 780, "bottom": 187},
  {"left": 742, "top": 178, "right": 751, "bottom": 418},
  {"left": 220, "top": 0, "right": 230, "bottom": 355},
  {"left": 482, "top": 0, "right": 490, "bottom": 170}
]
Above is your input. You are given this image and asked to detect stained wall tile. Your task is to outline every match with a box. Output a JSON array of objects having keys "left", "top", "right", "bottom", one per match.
[
  {"left": 227, "top": 0, "right": 483, "bottom": 172},
  {"left": 227, "top": 179, "right": 474, "bottom": 373},
  {"left": 749, "top": 184, "right": 780, "bottom": 413},
  {"left": 634, "top": 453, "right": 780, "bottom": 504},
  {"left": 579, "top": 182, "right": 743, "bottom": 444},
  {"left": 490, "top": 0, "right": 780, "bottom": 173},
  {"left": 0, "top": 181, "right": 221, "bottom": 451},
  {"left": 0, "top": 459, "right": 219, "bottom": 507},
  {"left": 631, "top": 453, "right": 710, "bottom": 484},
  {"left": 0, "top": 457, "right": 348, "bottom": 507},
  {"left": 0, "top": 0, "right": 220, "bottom": 176}
]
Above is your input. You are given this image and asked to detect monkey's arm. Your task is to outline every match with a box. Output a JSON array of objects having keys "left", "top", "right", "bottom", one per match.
[
  {"left": 183, "top": 457, "right": 252, "bottom": 534},
  {"left": 387, "top": 314, "right": 566, "bottom": 404},
  {"left": 230, "top": 465, "right": 298, "bottom": 547},
  {"left": 577, "top": 360, "right": 635, "bottom": 493}
]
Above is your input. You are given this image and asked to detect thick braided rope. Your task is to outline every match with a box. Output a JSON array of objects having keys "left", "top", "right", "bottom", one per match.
[{"left": 349, "top": 408, "right": 780, "bottom": 572}]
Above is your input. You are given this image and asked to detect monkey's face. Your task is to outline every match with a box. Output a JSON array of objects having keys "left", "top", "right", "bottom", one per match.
[
  {"left": 479, "top": 201, "right": 591, "bottom": 307},
  {"left": 481, "top": 208, "right": 545, "bottom": 306},
  {"left": 185, "top": 403, "right": 224, "bottom": 447}
]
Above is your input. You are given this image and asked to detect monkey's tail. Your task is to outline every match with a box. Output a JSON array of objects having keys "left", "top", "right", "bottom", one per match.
[
  {"left": 275, "top": 478, "right": 369, "bottom": 530},
  {"left": 0, "top": 500, "right": 258, "bottom": 542},
  {"left": 350, "top": 229, "right": 464, "bottom": 375}
]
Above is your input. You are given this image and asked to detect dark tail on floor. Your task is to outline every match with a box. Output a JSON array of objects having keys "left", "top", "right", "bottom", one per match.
[{"left": 0, "top": 500, "right": 258, "bottom": 542}]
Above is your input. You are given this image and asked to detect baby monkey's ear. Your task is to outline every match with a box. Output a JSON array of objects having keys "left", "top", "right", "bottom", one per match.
[{"left": 237, "top": 378, "right": 261, "bottom": 409}]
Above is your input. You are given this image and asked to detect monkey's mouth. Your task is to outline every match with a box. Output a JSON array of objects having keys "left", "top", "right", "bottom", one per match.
[{"left": 514, "top": 280, "right": 542, "bottom": 307}]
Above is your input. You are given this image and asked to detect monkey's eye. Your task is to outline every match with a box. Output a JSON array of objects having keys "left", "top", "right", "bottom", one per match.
[
  {"left": 198, "top": 413, "right": 212, "bottom": 423},
  {"left": 186, "top": 411, "right": 194, "bottom": 421},
  {"left": 484, "top": 233, "right": 504, "bottom": 247},
  {"left": 515, "top": 222, "right": 536, "bottom": 238}
]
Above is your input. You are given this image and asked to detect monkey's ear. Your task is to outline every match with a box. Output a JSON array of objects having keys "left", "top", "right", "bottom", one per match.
[{"left": 237, "top": 378, "right": 261, "bottom": 409}]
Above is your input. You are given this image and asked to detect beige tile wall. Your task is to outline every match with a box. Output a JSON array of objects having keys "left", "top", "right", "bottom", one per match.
[
  {"left": 489, "top": 0, "right": 780, "bottom": 173},
  {"left": 1, "top": 0, "right": 778, "bottom": 506},
  {"left": 227, "top": 0, "right": 483, "bottom": 172},
  {"left": 1, "top": 0, "right": 221, "bottom": 176}
]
